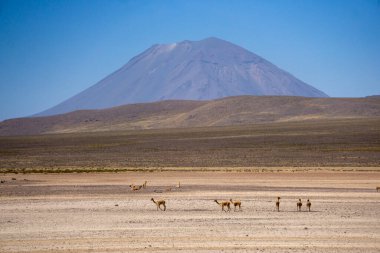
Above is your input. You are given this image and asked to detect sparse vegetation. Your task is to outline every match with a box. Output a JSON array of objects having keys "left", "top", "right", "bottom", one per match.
[{"left": 0, "top": 118, "right": 379, "bottom": 173}]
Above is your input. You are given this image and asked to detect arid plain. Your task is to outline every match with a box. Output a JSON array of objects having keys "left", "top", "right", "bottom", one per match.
[
  {"left": 1, "top": 118, "right": 380, "bottom": 252},
  {"left": 1, "top": 171, "right": 380, "bottom": 252}
]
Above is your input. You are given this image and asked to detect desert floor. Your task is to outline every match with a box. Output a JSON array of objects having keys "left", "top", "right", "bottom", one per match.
[{"left": 1, "top": 169, "right": 380, "bottom": 252}]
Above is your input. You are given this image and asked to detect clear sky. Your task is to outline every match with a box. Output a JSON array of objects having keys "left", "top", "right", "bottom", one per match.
[{"left": 0, "top": 0, "right": 379, "bottom": 120}]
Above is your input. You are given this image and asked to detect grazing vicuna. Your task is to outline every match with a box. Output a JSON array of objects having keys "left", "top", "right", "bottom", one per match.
[
  {"left": 230, "top": 199, "right": 242, "bottom": 211},
  {"left": 214, "top": 200, "right": 230, "bottom": 212},
  {"left": 151, "top": 198, "right": 166, "bottom": 211},
  {"left": 276, "top": 197, "right": 281, "bottom": 212},
  {"left": 129, "top": 184, "right": 142, "bottom": 191},
  {"left": 297, "top": 199, "right": 302, "bottom": 211},
  {"left": 306, "top": 199, "right": 311, "bottom": 212}
]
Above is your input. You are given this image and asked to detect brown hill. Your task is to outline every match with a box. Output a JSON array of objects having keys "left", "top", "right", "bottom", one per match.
[{"left": 1, "top": 96, "right": 380, "bottom": 136}]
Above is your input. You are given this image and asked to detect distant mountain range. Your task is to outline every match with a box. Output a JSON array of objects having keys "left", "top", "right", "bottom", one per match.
[
  {"left": 37, "top": 37, "right": 328, "bottom": 116},
  {"left": 2, "top": 96, "right": 379, "bottom": 136}
]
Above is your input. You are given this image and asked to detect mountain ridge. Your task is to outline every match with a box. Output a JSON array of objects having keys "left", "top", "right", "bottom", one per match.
[{"left": 2, "top": 95, "right": 379, "bottom": 136}]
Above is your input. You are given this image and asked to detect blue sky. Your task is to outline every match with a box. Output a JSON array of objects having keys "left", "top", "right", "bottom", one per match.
[{"left": 0, "top": 0, "right": 379, "bottom": 120}]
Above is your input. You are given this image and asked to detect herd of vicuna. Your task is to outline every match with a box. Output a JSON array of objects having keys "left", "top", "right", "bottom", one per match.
[
  {"left": 153, "top": 195, "right": 311, "bottom": 212},
  {"left": 130, "top": 181, "right": 380, "bottom": 212},
  {"left": 213, "top": 197, "right": 311, "bottom": 212}
]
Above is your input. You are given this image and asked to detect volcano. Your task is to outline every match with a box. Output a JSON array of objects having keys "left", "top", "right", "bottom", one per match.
[{"left": 38, "top": 37, "right": 328, "bottom": 116}]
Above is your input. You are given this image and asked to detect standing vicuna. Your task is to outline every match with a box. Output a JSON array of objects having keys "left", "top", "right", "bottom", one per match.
[
  {"left": 230, "top": 199, "right": 242, "bottom": 211},
  {"left": 306, "top": 199, "right": 311, "bottom": 212},
  {"left": 376, "top": 186, "right": 380, "bottom": 192},
  {"left": 297, "top": 199, "right": 302, "bottom": 211},
  {"left": 214, "top": 200, "right": 231, "bottom": 212},
  {"left": 151, "top": 198, "right": 166, "bottom": 211},
  {"left": 276, "top": 197, "right": 281, "bottom": 212}
]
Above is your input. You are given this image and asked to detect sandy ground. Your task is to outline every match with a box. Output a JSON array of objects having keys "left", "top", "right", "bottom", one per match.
[{"left": 1, "top": 170, "right": 380, "bottom": 252}]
